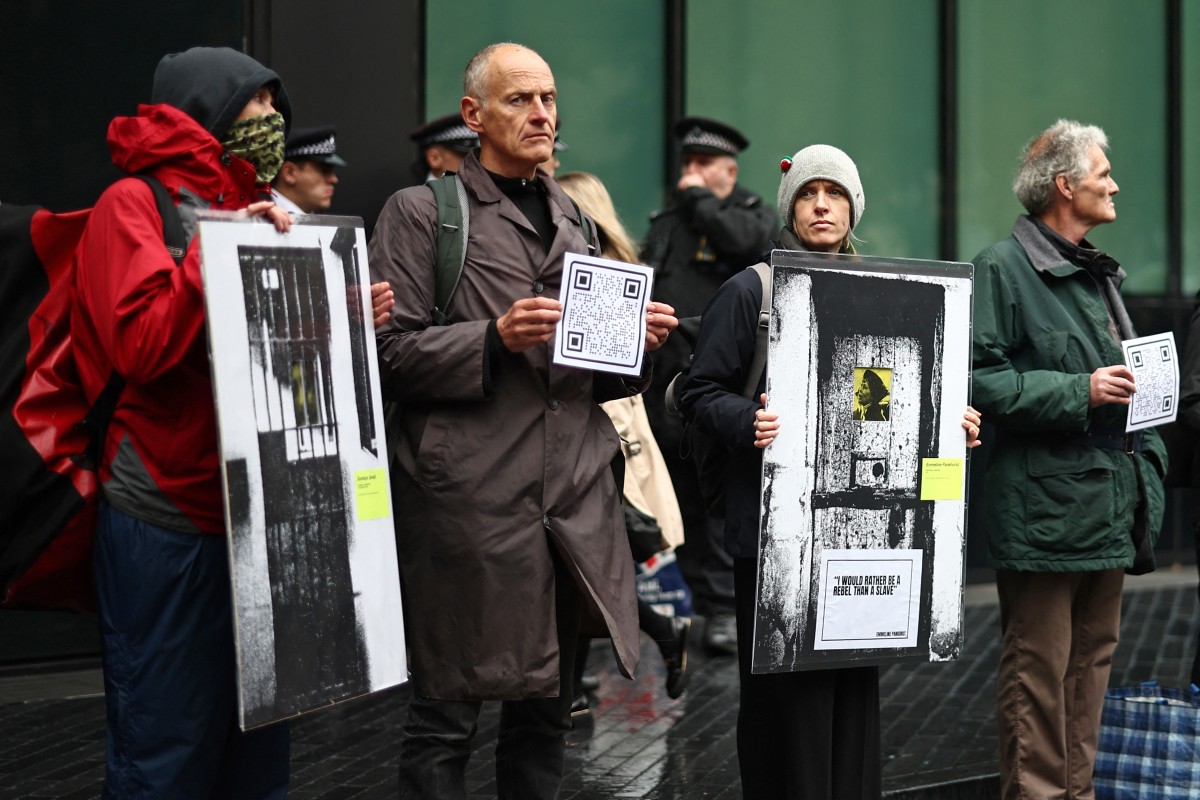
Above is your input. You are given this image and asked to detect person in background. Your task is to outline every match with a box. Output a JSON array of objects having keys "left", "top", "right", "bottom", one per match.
[
  {"left": 682, "top": 144, "right": 982, "bottom": 798},
  {"left": 558, "top": 170, "right": 691, "bottom": 711},
  {"left": 641, "top": 116, "right": 776, "bottom": 656},
  {"left": 971, "top": 119, "right": 1167, "bottom": 800},
  {"left": 1178, "top": 303, "right": 1200, "bottom": 689},
  {"left": 270, "top": 125, "right": 347, "bottom": 215},
  {"left": 406, "top": 112, "right": 478, "bottom": 186}
]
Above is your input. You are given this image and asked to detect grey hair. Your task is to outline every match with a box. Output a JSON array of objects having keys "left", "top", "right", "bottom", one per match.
[
  {"left": 1012, "top": 119, "right": 1109, "bottom": 215},
  {"left": 463, "top": 42, "right": 532, "bottom": 108}
]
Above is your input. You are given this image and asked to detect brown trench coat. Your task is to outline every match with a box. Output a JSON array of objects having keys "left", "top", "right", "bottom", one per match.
[{"left": 369, "top": 153, "right": 642, "bottom": 700}]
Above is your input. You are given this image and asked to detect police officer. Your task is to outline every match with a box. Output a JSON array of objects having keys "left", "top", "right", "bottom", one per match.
[
  {"left": 641, "top": 117, "right": 775, "bottom": 655},
  {"left": 407, "top": 112, "right": 479, "bottom": 186},
  {"left": 270, "top": 125, "right": 347, "bottom": 215}
]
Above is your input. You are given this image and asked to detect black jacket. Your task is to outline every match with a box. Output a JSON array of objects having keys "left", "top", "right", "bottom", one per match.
[
  {"left": 641, "top": 184, "right": 775, "bottom": 441},
  {"left": 679, "top": 266, "right": 768, "bottom": 558},
  {"left": 1173, "top": 295, "right": 1200, "bottom": 517},
  {"left": 642, "top": 184, "right": 776, "bottom": 320}
]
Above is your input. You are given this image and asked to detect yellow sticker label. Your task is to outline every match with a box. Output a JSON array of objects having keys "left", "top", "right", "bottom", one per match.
[
  {"left": 355, "top": 469, "right": 390, "bottom": 520},
  {"left": 920, "top": 458, "right": 964, "bottom": 501}
]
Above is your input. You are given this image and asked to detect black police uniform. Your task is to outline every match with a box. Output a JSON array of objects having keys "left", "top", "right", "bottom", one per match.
[{"left": 639, "top": 121, "right": 775, "bottom": 630}]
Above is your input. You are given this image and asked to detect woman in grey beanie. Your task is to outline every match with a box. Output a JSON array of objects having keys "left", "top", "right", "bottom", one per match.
[
  {"left": 680, "top": 144, "right": 981, "bottom": 798},
  {"left": 775, "top": 143, "right": 865, "bottom": 255}
]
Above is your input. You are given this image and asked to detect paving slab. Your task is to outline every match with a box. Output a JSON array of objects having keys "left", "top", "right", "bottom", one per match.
[{"left": 1, "top": 574, "right": 1196, "bottom": 799}]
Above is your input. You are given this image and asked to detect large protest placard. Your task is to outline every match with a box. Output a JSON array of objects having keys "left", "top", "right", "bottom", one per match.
[
  {"left": 198, "top": 213, "right": 407, "bottom": 729},
  {"left": 754, "top": 250, "right": 972, "bottom": 673}
]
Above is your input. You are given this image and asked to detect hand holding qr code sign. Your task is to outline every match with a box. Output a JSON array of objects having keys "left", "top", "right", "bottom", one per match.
[
  {"left": 1122, "top": 332, "right": 1179, "bottom": 432},
  {"left": 553, "top": 253, "right": 653, "bottom": 377}
]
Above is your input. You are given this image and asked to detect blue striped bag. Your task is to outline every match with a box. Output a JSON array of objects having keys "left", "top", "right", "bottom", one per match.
[
  {"left": 1094, "top": 682, "right": 1200, "bottom": 799},
  {"left": 635, "top": 550, "right": 693, "bottom": 619}
]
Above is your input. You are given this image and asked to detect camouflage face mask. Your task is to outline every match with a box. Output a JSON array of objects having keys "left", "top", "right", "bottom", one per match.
[{"left": 221, "top": 112, "right": 286, "bottom": 184}]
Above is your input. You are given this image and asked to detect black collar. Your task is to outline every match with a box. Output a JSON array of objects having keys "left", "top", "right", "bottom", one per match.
[
  {"left": 1028, "top": 216, "right": 1121, "bottom": 280},
  {"left": 485, "top": 169, "right": 543, "bottom": 197}
]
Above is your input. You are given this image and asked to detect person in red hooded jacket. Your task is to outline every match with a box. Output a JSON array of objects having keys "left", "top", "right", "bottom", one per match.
[{"left": 71, "top": 46, "right": 297, "bottom": 799}]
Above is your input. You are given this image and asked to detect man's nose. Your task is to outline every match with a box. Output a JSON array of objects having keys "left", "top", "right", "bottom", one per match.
[{"left": 529, "top": 97, "right": 551, "bottom": 122}]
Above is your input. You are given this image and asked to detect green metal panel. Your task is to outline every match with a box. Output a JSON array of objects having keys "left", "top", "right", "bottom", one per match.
[
  {"left": 686, "top": 0, "right": 940, "bottom": 259},
  {"left": 425, "top": 2, "right": 665, "bottom": 240},
  {"left": 957, "top": 1, "right": 1168, "bottom": 293}
]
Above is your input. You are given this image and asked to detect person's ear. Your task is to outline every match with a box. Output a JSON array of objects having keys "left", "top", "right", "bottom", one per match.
[
  {"left": 462, "top": 96, "right": 484, "bottom": 133},
  {"left": 278, "top": 161, "right": 298, "bottom": 186},
  {"left": 1054, "top": 173, "right": 1073, "bottom": 201},
  {"left": 425, "top": 147, "right": 444, "bottom": 172}
]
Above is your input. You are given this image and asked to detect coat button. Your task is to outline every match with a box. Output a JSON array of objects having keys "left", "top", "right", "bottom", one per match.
[
  {"left": 542, "top": 513, "right": 551, "bottom": 527},
  {"left": 548, "top": 398, "right": 559, "bottom": 410},
  {"left": 532, "top": 281, "right": 544, "bottom": 293}
]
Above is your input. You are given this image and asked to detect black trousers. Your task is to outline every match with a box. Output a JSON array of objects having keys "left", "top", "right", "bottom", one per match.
[
  {"left": 659, "top": 423, "right": 736, "bottom": 615},
  {"left": 398, "top": 557, "right": 580, "bottom": 800},
  {"left": 734, "top": 557, "right": 882, "bottom": 800}
]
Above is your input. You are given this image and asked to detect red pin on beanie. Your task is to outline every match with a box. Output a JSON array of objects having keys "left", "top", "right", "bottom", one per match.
[{"left": 780, "top": 157, "right": 793, "bottom": 173}]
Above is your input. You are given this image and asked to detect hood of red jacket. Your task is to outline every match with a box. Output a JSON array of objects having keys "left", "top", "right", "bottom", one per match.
[{"left": 107, "top": 103, "right": 260, "bottom": 201}]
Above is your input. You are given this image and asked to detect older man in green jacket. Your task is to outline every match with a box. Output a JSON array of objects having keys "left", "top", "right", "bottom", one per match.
[{"left": 972, "top": 119, "right": 1167, "bottom": 800}]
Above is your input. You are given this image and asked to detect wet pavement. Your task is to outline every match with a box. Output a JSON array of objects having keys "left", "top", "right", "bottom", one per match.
[{"left": 1, "top": 572, "right": 1197, "bottom": 799}]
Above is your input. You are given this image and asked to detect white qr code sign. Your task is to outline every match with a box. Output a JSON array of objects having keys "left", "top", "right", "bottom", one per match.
[
  {"left": 1123, "top": 331, "right": 1178, "bottom": 432},
  {"left": 553, "top": 253, "right": 651, "bottom": 377}
]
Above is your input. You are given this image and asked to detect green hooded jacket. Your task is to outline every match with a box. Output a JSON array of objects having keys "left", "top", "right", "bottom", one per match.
[{"left": 972, "top": 215, "right": 1167, "bottom": 572}]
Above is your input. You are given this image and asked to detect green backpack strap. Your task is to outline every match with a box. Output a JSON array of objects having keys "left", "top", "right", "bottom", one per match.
[
  {"left": 566, "top": 197, "right": 597, "bottom": 254},
  {"left": 428, "top": 175, "right": 596, "bottom": 328},
  {"left": 429, "top": 173, "right": 469, "bottom": 326},
  {"left": 385, "top": 174, "right": 466, "bottom": 462}
]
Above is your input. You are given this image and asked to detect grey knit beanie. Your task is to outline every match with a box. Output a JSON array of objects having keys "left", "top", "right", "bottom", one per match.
[{"left": 777, "top": 144, "right": 865, "bottom": 231}]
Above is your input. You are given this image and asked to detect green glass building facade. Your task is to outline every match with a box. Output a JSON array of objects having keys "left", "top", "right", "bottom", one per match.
[{"left": 429, "top": 0, "right": 1194, "bottom": 295}]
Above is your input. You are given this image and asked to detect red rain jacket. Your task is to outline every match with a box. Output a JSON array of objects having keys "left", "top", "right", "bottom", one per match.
[{"left": 71, "top": 103, "right": 266, "bottom": 534}]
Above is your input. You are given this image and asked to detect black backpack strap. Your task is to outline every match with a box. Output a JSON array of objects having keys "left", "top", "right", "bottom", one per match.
[
  {"left": 81, "top": 374, "right": 125, "bottom": 470},
  {"left": 82, "top": 175, "right": 186, "bottom": 467},
  {"left": 134, "top": 175, "right": 186, "bottom": 266},
  {"left": 741, "top": 262, "right": 772, "bottom": 400},
  {"left": 429, "top": 173, "right": 468, "bottom": 325}
]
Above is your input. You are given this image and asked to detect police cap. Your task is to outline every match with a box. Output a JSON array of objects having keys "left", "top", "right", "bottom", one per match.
[
  {"left": 284, "top": 126, "right": 348, "bottom": 167},
  {"left": 410, "top": 113, "right": 479, "bottom": 153},
  {"left": 674, "top": 117, "right": 749, "bottom": 157}
]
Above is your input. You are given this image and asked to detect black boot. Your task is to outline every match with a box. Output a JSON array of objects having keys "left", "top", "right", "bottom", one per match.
[{"left": 658, "top": 616, "right": 691, "bottom": 700}]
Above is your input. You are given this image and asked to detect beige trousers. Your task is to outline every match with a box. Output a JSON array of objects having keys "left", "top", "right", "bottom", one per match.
[{"left": 995, "top": 568, "right": 1124, "bottom": 800}]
